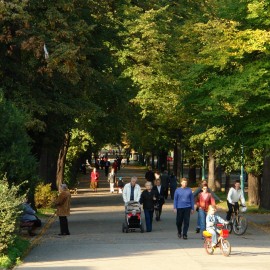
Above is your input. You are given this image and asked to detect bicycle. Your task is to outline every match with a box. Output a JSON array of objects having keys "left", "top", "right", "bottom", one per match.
[
  {"left": 203, "top": 223, "right": 231, "bottom": 257},
  {"left": 227, "top": 206, "right": 248, "bottom": 235}
]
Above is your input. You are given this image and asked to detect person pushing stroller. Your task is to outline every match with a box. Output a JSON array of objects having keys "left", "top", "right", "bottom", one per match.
[{"left": 122, "top": 176, "right": 141, "bottom": 204}]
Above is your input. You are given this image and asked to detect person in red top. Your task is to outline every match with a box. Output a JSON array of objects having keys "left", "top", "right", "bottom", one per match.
[
  {"left": 196, "top": 183, "right": 215, "bottom": 239},
  {"left": 90, "top": 167, "right": 100, "bottom": 192}
]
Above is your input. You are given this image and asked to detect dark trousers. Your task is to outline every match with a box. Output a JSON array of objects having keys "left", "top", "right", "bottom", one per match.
[
  {"left": 59, "top": 216, "right": 70, "bottom": 235},
  {"left": 155, "top": 202, "right": 163, "bottom": 220},
  {"left": 226, "top": 201, "right": 239, "bottom": 221},
  {"left": 170, "top": 187, "right": 176, "bottom": 200},
  {"left": 164, "top": 188, "right": 168, "bottom": 199},
  {"left": 144, "top": 209, "right": 154, "bottom": 232},
  {"left": 176, "top": 208, "right": 191, "bottom": 236},
  {"left": 105, "top": 167, "right": 109, "bottom": 176}
]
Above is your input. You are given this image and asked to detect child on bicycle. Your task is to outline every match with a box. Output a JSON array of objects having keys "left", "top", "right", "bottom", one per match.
[
  {"left": 226, "top": 180, "right": 246, "bottom": 221},
  {"left": 206, "top": 205, "right": 228, "bottom": 247}
]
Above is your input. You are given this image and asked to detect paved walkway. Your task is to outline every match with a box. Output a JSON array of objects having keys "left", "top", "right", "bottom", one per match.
[{"left": 15, "top": 164, "right": 270, "bottom": 270}]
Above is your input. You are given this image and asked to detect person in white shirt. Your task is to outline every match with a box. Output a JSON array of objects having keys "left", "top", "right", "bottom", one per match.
[
  {"left": 122, "top": 176, "right": 141, "bottom": 204},
  {"left": 226, "top": 180, "right": 246, "bottom": 221}
]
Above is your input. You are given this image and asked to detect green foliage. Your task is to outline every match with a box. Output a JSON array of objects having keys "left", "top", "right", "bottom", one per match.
[
  {"left": 0, "top": 237, "right": 30, "bottom": 269},
  {"left": 0, "top": 176, "right": 25, "bottom": 254},
  {"left": 0, "top": 90, "right": 37, "bottom": 183},
  {"left": 34, "top": 183, "right": 57, "bottom": 209}
]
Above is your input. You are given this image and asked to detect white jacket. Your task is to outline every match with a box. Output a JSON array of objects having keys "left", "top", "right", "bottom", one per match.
[
  {"left": 227, "top": 187, "right": 245, "bottom": 205},
  {"left": 122, "top": 183, "right": 141, "bottom": 203}
]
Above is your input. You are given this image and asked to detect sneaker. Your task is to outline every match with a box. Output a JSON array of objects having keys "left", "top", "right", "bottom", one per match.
[
  {"left": 183, "top": 235, "right": 188, "bottom": 240},
  {"left": 177, "top": 233, "right": 182, "bottom": 239},
  {"left": 196, "top": 228, "right": 200, "bottom": 233}
]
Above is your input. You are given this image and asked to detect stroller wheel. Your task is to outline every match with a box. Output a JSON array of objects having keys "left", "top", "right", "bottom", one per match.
[
  {"left": 122, "top": 223, "right": 125, "bottom": 233},
  {"left": 125, "top": 227, "right": 129, "bottom": 233}
]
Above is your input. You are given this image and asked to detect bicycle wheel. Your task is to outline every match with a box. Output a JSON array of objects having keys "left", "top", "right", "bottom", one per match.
[
  {"left": 220, "top": 239, "right": 231, "bottom": 256},
  {"left": 233, "top": 215, "right": 248, "bottom": 235},
  {"left": 204, "top": 238, "right": 214, "bottom": 255},
  {"left": 227, "top": 221, "right": 233, "bottom": 234}
]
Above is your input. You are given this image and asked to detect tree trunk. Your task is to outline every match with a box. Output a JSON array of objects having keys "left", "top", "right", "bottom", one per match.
[
  {"left": 188, "top": 157, "right": 196, "bottom": 185},
  {"left": 208, "top": 149, "right": 215, "bottom": 191},
  {"left": 158, "top": 150, "right": 168, "bottom": 172},
  {"left": 225, "top": 173, "right": 231, "bottom": 192},
  {"left": 260, "top": 154, "right": 270, "bottom": 209},
  {"left": 56, "top": 132, "right": 71, "bottom": 190},
  {"left": 248, "top": 173, "right": 260, "bottom": 206},
  {"left": 214, "top": 164, "right": 222, "bottom": 191},
  {"left": 173, "top": 141, "right": 182, "bottom": 180},
  {"left": 38, "top": 141, "right": 59, "bottom": 190}
]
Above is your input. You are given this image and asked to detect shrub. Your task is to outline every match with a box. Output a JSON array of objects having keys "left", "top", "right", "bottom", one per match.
[
  {"left": 34, "top": 183, "right": 57, "bottom": 209},
  {"left": 0, "top": 237, "right": 30, "bottom": 269},
  {"left": 0, "top": 176, "right": 25, "bottom": 254}
]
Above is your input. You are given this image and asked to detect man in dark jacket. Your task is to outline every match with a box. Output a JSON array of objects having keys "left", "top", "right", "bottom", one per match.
[
  {"left": 160, "top": 170, "right": 170, "bottom": 199},
  {"left": 152, "top": 179, "right": 165, "bottom": 221}
]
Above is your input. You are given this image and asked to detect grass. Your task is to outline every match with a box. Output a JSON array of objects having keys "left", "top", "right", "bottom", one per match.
[
  {"left": 37, "top": 208, "right": 55, "bottom": 216},
  {"left": 0, "top": 237, "right": 30, "bottom": 269}
]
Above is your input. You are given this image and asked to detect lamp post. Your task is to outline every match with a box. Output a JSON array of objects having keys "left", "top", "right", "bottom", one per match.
[
  {"left": 240, "top": 145, "right": 245, "bottom": 191},
  {"left": 202, "top": 145, "right": 205, "bottom": 180}
]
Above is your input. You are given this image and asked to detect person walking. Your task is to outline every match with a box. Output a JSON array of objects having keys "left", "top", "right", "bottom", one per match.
[
  {"left": 140, "top": 181, "right": 158, "bottom": 232},
  {"left": 193, "top": 179, "right": 222, "bottom": 233},
  {"left": 145, "top": 166, "right": 155, "bottom": 185},
  {"left": 104, "top": 158, "right": 111, "bottom": 177},
  {"left": 122, "top": 176, "right": 141, "bottom": 204},
  {"left": 160, "top": 170, "right": 170, "bottom": 199},
  {"left": 152, "top": 178, "right": 165, "bottom": 221},
  {"left": 55, "top": 184, "right": 71, "bottom": 236},
  {"left": 196, "top": 183, "right": 216, "bottom": 239},
  {"left": 173, "top": 177, "right": 194, "bottom": 240},
  {"left": 90, "top": 167, "right": 100, "bottom": 192},
  {"left": 108, "top": 168, "right": 116, "bottom": 193},
  {"left": 226, "top": 179, "right": 246, "bottom": 221}
]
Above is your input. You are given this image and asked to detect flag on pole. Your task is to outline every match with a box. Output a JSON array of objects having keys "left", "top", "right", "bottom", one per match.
[{"left": 44, "top": 43, "right": 49, "bottom": 59}]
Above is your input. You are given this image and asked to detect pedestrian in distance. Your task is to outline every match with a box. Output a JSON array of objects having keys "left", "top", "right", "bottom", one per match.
[
  {"left": 104, "top": 158, "right": 111, "bottom": 177},
  {"left": 193, "top": 179, "right": 222, "bottom": 233},
  {"left": 55, "top": 184, "right": 71, "bottom": 236},
  {"left": 196, "top": 183, "right": 216, "bottom": 239},
  {"left": 140, "top": 181, "right": 158, "bottom": 232},
  {"left": 122, "top": 176, "right": 141, "bottom": 204},
  {"left": 206, "top": 205, "right": 229, "bottom": 247},
  {"left": 152, "top": 178, "right": 165, "bottom": 221},
  {"left": 226, "top": 179, "right": 246, "bottom": 221},
  {"left": 160, "top": 170, "right": 170, "bottom": 199},
  {"left": 173, "top": 177, "right": 194, "bottom": 240},
  {"left": 145, "top": 166, "right": 155, "bottom": 185},
  {"left": 108, "top": 168, "right": 116, "bottom": 193},
  {"left": 90, "top": 167, "right": 99, "bottom": 192},
  {"left": 117, "top": 176, "right": 124, "bottom": 194}
]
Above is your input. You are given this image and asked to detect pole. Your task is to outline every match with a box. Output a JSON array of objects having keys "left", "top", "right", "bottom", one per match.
[
  {"left": 202, "top": 145, "right": 205, "bottom": 180},
  {"left": 240, "top": 145, "right": 245, "bottom": 192}
]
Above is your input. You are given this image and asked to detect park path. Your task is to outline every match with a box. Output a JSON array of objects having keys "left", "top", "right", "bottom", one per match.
[{"left": 15, "top": 164, "right": 270, "bottom": 270}]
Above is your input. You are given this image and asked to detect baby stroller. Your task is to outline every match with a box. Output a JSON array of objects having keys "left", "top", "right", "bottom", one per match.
[{"left": 122, "top": 201, "right": 144, "bottom": 233}]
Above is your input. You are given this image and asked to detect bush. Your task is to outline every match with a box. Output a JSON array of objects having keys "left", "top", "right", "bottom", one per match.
[
  {"left": 0, "top": 176, "right": 25, "bottom": 254},
  {"left": 34, "top": 183, "right": 57, "bottom": 209},
  {"left": 0, "top": 237, "right": 30, "bottom": 269}
]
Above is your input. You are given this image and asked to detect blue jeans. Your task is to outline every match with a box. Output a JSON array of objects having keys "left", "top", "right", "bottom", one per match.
[
  {"left": 144, "top": 209, "right": 154, "bottom": 232},
  {"left": 176, "top": 208, "right": 191, "bottom": 236},
  {"left": 198, "top": 209, "right": 207, "bottom": 234}
]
